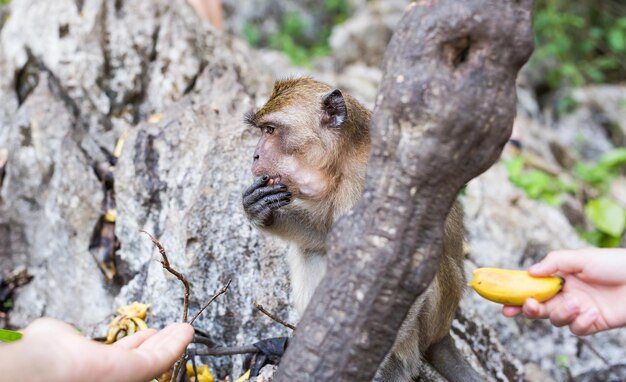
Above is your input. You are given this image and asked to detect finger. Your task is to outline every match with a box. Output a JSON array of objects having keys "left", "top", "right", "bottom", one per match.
[
  {"left": 132, "top": 323, "right": 195, "bottom": 380},
  {"left": 548, "top": 297, "right": 580, "bottom": 327},
  {"left": 268, "top": 198, "right": 291, "bottom": 210},
  {"left": 570, "top": 308, "right": 598, "bottom": 336},
  {"left": 112, "top": 329, "right": 157, "bottom": 350},
  {"left": 502, "top": 306, "right": 522, "bottom": 317},
  {"left": 242, "top": 176, "right": 270, "bottom": 197},
  {"left": 521, "top": 297, "right": 554, "bottom": 319},
  {"left": 262, "top": 192, "right": 291, "bottom": 206},
  {"left": 98, "top": 323, "right": 194, "bottom": 382},
  {"left": 243, "top": 184, "right": 288, "bottom": 206},
  {"left": 528, "top": 250, "right": 585, "bottom": 277}
]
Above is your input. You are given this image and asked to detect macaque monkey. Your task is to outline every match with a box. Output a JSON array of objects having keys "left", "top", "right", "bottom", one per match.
[{"left": 242, "top": 78, "right": 481, "bottom": 382}]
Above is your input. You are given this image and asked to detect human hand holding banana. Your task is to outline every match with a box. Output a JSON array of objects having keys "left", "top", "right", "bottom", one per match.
[{"left": 495, "top": 248, "right": 626, "bottom": 336}]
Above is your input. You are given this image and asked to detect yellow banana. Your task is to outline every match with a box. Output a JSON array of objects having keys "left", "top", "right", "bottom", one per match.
[
  {"left": 469, "top": 268, "right": 563, "bottom": 306},
  {"left": 130, "top": 317, "right": 149, "bottom": 331}
]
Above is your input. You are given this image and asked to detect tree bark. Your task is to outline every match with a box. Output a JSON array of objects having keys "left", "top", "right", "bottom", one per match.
[{"left": 275, "top": 0, "right": 534, "bottom": 381}]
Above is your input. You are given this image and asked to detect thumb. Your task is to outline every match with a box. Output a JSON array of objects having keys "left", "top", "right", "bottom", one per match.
[{"left": 529, "top": 250, "right": 585, "bottom": 277}]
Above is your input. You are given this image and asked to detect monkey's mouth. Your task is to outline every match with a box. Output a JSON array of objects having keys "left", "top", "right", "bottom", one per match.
[{"left": 268, "top": 174, "right": 282, "bottom": 185}]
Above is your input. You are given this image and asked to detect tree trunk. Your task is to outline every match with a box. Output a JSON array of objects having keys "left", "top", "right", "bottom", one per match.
[{"left": 275, "top": 0, "right": 534, "bottom": 381}]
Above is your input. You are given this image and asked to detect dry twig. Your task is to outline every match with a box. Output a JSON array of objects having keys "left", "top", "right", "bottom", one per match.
[
  {"left": 141, "top": 230, "right": 190, "bottom": 322},
  {"left": 140, "top": 230, "right": 190, "bottom": 382},
  {"left": 190, "top": 279, "right": 232, "bottom": 325},
  {"left": 193, "top": 338, "right": 259, "bottom": 357},
  {"left": 254, "top": 301, "right": 296, "bottom": 330}
]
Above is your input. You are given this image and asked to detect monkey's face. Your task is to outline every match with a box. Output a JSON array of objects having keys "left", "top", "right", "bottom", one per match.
[
  {"left": 248, "top": 104, "right": 332, "bottom": 201},
  {"left": 244, "top": 78, "right": 355, "bottom": 203}
]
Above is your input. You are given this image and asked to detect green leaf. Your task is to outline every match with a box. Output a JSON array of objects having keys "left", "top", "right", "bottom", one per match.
[
  {"left": 521, "top": 170, "right": 552, "bottom": 199},
  {"left": 585, "top": 66, "right": 605, "bottom": 82},
  {"left": 557, "top": 178, "right": 577, "bottom": 193},
  {"left": 574, "top": 162, "right": 611, "bottom": 187},
  {"left": 503, "top": 157, "right": 524, "bottom": 179},
  {"left": 599, "top": 233, "right": 622, "bottom": 248},
  {"left": 556, "top": 354, "right": 570, "bottom": 368},
  {"left": 579, "top": 229, "right": 604, "bottom": 247},
  {"left": 585, "top": 198, "right": 626, "bottom": 237},
  {"left": 598, "top": 148, "right": 626, "bottom": 170},
  {"left": 243, "top": 22, "right": 260, "bottom": 47},
  {"left": 608, "top": 28, "right": 626, "bottom": 52},
  {"left": 0, "top": 329, "right": 22, "bottom": 342}
]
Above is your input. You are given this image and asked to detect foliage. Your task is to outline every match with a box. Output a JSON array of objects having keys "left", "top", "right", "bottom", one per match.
[
  {"left": 532, "top": 0, "right": 626, "bottom": 90},
  {"left": 0, "top": 0, "right": 10, "bottom": 5},
  {"left": 504, "top": 148, "right": 626, "bottom": 247},
  {"left": 583, "top": 197, "right": 625, "bottom": 247},
  {"left": 504, "top": 157, "right": 575, "bottom": 206},
  {"left": 0, "top": 329, "right": 22, "bottom": 342},
  {"left": 574, "top": 148, "right": 626, "bottom": 190},
  {"left": 244, "top": 0, "right": 351, "bottom": 67}
]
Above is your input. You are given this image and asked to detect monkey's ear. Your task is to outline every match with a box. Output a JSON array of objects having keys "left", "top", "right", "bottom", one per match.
[{"left": 321, "top": 89, "right": 347, "bottom": 129}]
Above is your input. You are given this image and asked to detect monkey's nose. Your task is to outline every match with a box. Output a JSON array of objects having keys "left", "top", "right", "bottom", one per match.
[{"left": 253, "top": 154, "right": 259, "bottom": 161}]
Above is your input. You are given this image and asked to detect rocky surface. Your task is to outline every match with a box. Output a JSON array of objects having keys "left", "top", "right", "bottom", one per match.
[
  {"left": 1, "top": 0, "right": 625, "bottom": 381},
  {"left": 0, "top": 0, "right": 290, "bottom": 378}
]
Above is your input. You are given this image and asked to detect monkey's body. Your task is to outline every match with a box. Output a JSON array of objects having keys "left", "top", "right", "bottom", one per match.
[{"left": 243, "top": 78, "right": 480, "bottom": 381}]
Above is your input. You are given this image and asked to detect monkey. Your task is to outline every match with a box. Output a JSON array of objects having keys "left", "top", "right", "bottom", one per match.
[{"left": 242, "top": 77, "right": 482, "bottom": 382}]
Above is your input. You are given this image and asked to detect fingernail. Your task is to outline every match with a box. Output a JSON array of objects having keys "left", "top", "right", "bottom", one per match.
[{"left": 286, "top": 192, "right": 292, "bottom": 196}]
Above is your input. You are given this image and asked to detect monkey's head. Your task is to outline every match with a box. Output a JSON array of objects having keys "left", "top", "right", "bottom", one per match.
[{"left": 245, "top": 78, "right": 370, "bottom": 202}]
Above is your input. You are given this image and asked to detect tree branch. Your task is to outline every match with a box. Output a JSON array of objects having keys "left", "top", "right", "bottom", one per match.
[
  {"left": 140, "top": 230, "right": 191, "bottom": 382},
  {"left": 254, "top": 301, "right": 296, "bottom": 330},
  {"left": 190, "top": 279, "right": 232, "bottom": 325},
  {"left": 141, "top": 230, "right": 190, "bottom": 323},
  {"left": 193, "top": 337, "right": 260, "bottom": 356},
  {"left": 274, "top": 0, "right": 534, "bottom": 380}
]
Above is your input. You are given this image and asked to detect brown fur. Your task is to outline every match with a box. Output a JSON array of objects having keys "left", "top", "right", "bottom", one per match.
[{"left": 245, "top": 78, "right": 468, "bottom": 381}]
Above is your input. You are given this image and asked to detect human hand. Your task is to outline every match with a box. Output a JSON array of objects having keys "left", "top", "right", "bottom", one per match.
[
  {"left": 1, "top": 317, "right": 194, "bottom": 382},
  {"left": 502, "top": 248, "right": 626, "bottom": 335}
]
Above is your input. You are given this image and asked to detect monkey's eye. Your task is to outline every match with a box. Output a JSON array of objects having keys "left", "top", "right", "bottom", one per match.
[{"left": 264, "top": 125, "right": 275, "bottom": 135}]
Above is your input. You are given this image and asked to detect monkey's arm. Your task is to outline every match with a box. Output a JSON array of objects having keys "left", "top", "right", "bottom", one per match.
[{"left": 242, "top": 175, "right": 292, "bottom": 227}]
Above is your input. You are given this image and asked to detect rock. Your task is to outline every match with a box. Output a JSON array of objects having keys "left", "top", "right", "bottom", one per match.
[
  {"left": 543, "top": 86, "right": 626, "bottom": 163},
  {"left": 570, "top": 86, "right": 626, "bottom": 149},
  {"left": 574, "top": 364, "right": 626, "bottom": 382},
  {"left": 329, "top": 7, "right": 389, "bottom": 70},
  {"left": 523, "top": 362, "right": 556, "bottom": 382},
  {"left": 335, "top": 63, "right": 382, "bottom": 109},
  {"left": 453, "top": 306, "right": 525, "bottom": 382},
  {"left": 329, "top": 1, "right": 408, "bottom": 70},
  {"left": 249, "top": 364, "right": 278, "bottom": 382},
  {"left": 0, "top": 0, "right": 292, "bottom": 378}
]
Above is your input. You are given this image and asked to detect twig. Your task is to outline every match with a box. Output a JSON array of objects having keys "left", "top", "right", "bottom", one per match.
[
  {"left": 190, "top": 279, "right": 232, "bottom": 325},
  {"left": 141, "top": 230, "right": 190, "bottom": 322},
  {"left": 579, "top": 337, "right": 625, "bottom": 382},
  {"left": 254, "top": 301, "right": 296, "bottom": 330},
  {"left": 140, "top": 230, "right": 190, "bottom": 382},
  {"left": 194, "top": 343, "right": 260, "bottom": 357},
  {"left": 190, "top": 353, "right": 198, "bottom": 382}
]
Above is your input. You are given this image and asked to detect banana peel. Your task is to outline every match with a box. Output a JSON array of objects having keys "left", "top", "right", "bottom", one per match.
[
  {"left": 186, "top": 363, "right": 215, "bottom": 382},
  {"left": 235, "top": 370, "right": 251, "bottom": 382},
  {"left": 105, "top": 302, "right": 150, "bottom": 344},
  {"left": 469, "top": 267, "right": 563, "bottom": 306}
]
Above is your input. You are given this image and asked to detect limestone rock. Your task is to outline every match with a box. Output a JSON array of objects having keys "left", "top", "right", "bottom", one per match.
[{"left": 0, "top": 0, "right": 292, "bottom": 378}]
